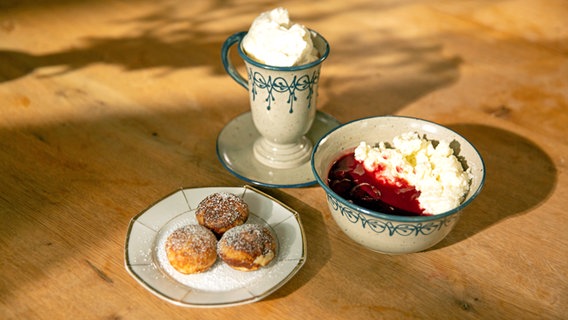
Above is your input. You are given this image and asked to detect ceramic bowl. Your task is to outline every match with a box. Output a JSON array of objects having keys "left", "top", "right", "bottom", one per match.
[{"left": 311, "top": 115, "right": 485, "bottom": 254}]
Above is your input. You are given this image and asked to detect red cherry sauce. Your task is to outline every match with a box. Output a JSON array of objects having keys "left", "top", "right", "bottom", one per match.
[{"left": 327, "top": 152, "right": 426, "bottom": 216}]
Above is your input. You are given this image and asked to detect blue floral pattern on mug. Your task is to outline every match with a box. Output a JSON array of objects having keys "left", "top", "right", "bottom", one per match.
[
  {"left": 327, "top": 195, "right": 458, "bottom": 236},
  {"left": 248, "top": 68, "right": 320, "bottom": 113}
]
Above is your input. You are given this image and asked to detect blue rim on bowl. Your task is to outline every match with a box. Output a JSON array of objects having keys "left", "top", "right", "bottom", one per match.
[{"left": 311, "top": 115, "right": 486, "bottom": 223}]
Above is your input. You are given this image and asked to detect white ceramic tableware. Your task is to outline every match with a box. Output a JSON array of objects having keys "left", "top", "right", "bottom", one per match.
[
  {"left": 221, "top": 30, "right": 330, "bottom": 169},
  {"left": 124, "top": 186, "right": 307, "bottom": 307},
  {"left": 311, "top": 115, "right": 485, "bottom": 254}
]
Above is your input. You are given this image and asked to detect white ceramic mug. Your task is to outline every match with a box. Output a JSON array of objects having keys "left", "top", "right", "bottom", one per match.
[{"left": 221, "top": 30, "right": 330, "bottom": 169}]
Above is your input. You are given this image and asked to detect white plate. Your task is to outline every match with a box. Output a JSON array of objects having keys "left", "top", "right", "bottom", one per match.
[
  {"left": 217, "top": 111, "right": 341, "bottom": 188},
  {"left": 124, "top": 186, "right": 307, "bottom": 308}
]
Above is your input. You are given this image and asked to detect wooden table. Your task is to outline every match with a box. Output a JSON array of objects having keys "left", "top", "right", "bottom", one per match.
[{"left": 1, "top": 0, "right": 567, "bottom": 319}]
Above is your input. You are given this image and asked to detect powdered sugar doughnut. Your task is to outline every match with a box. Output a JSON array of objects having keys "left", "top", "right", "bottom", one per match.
[
  {"left": 165, "top": 224, "right": 217, "bottom": 274},
  {"left": 195, "top": 192, "right": 249, "bottom": 236},
  {"left": 217, "top": 224, "right": 277, "bottom": 271}
]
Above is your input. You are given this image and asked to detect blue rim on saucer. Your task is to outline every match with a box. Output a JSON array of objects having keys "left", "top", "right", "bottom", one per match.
[{"left": 216, "top": 111, "right": 340, "bottom": 188}]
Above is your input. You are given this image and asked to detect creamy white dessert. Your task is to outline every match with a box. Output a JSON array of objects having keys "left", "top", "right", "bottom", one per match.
[
  {"left": 354, "top": 132, "right": 472, "bottom": 214},
  {"left": 242, "top": 7, "right": 319, "bottom": 67}
]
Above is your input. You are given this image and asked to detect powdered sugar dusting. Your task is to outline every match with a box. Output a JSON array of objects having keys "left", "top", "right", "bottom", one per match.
[
  {"left": 154, "top": 212, "right": 278, "bottom": 292},
  {"left": 127, "top": 187, "right": 306, "bottom": 306},
  {"left": 165, "top": 225, "right": 216, "bottom": 254},
  {"left": 219, "top": 224, "right": 276, "bottom": 257},
  {"left": 196, "top": 192, "right": 249, "bottom": 234}
]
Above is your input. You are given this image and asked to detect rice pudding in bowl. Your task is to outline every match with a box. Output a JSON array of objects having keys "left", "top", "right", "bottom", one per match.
[{"left": 311, "top": 116, "right": 485, "bottom": 254}]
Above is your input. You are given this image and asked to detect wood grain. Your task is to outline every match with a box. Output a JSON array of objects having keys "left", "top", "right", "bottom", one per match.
[{"left": 1, "top": 0, "right": 567, "bottom": 319}]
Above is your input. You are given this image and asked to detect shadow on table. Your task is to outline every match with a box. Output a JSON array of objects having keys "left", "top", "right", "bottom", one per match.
[
  {"left": 319, "top": 31, "right": 463, "bottom": 120},
  {"left": 432, "top": 124, "right": 557, "bottom": 248},
  {"left": 252, "top": 187, "right": 332, "bottom": 301},
  {"left": 3, "top": 0, "right": 555, "bottom": 307},
  {"left": 0, "top": 0, "right": 463, "bottom": 125},
  {"left": 0, "top": 5, "right": 465, "bottom": 312},
  {"left": 0, "top": 0, "right": 247, "bottom": 83}
]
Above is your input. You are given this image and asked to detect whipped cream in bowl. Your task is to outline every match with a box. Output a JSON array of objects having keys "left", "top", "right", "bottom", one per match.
[
  {"left": 352, "top": 132, "right": 473, "bottom": 215},
  {"left": 311, "top": 116, "right": 485, "bottom": 254}
]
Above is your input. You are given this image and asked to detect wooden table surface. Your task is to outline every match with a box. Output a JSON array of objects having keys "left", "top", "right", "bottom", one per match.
[{"left": 1, "top": 0, "right": 567, "bottom": 319}]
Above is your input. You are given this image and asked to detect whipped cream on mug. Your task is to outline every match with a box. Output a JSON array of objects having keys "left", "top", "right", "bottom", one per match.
[{"left": 242, "top": 7, "right": 319, "bottom": 67}]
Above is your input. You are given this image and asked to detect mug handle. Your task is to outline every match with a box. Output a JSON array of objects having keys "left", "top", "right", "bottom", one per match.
[{"left": 221, "top": 31, "right": 248, "bottom": 89}]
